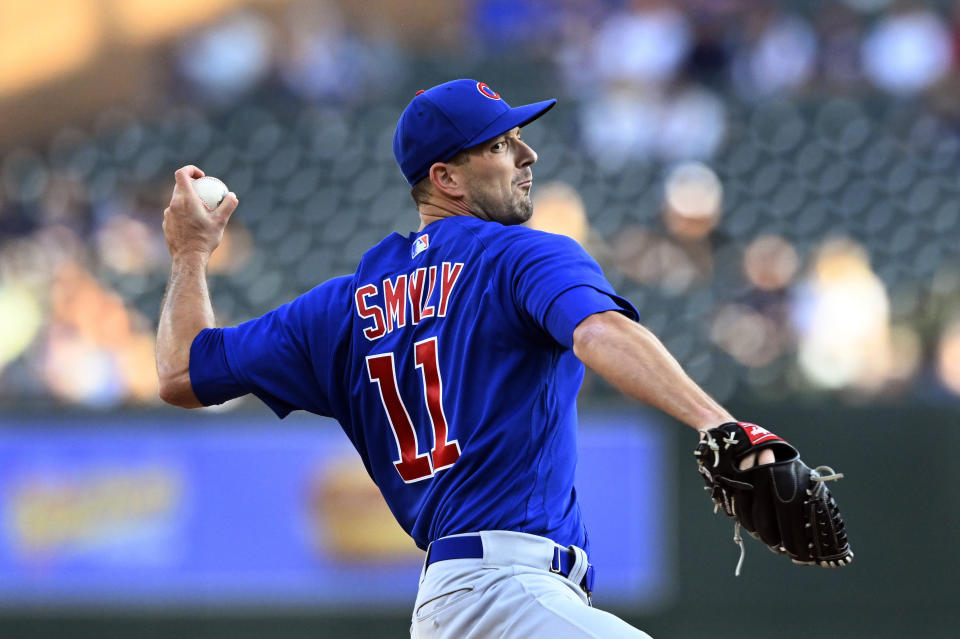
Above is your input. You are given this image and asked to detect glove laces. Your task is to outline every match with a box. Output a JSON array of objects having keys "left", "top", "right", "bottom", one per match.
[
  {"left": 699, "top": 429, "right": 748, "bottom": 575},
  {"left": 699, "top": 429, "right": 739, "bottom": 467},
  {"left": 732, "top": 500, "right": 745, "bottom": 577},
  {"left": 810, "top": 466, "right": 844, "bottom": 482}
]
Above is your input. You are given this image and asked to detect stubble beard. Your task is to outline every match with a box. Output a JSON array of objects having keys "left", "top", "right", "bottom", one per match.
[{"left": 471, "top": 186, "right": 533, "bottom": 226}]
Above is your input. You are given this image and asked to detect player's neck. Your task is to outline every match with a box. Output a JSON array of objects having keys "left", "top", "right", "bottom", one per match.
[{"left": 417, "top": 199, "right": 478, "bottom": 231}]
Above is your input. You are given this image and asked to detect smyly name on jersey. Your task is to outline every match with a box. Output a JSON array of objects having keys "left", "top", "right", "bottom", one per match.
[{"left": 354, "top": 262, "right": 464, "bottom": 340}]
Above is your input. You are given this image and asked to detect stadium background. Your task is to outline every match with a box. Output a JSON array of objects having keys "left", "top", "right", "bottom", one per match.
[{"left": 0, "top": 0, "right": 957, "bottom": 637}]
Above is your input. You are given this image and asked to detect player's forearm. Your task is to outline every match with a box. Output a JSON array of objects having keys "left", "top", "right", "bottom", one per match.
[
  {"left": 156, "top": 252, "right": 214, "bottom": 408},
  {"left": 156, "top": 165, "right": 238, "bottom": 408},
  {"left": 573, "top": 311, "right": 733, "bottom": 431}
]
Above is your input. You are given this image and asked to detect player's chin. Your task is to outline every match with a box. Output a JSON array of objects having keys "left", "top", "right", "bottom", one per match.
[{"left": 499, "top": 203, "right": 533, "bottom": 226}]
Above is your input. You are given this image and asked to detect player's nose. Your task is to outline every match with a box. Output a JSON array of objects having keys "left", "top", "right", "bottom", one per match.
[{"left": 516, "top": 139, "right": 538, "bottom": 168}]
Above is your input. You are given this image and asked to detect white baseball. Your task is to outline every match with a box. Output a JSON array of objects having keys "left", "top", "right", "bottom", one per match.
[{"left": 192, "top": 176, "right": 229, "bottom": 210}]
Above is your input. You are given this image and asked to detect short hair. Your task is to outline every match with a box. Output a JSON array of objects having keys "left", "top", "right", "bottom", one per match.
[
  {"left": 410, "top": 150, "right": 469, "bottom": 206},
  {"left": 410, "top": 176, "right": 431, "bottom": 206}
]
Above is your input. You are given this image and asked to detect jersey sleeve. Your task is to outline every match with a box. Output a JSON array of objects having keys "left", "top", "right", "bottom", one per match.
[
  {"left": 543, "top": 285, "right": 632, "bottom": 349},
  {"left": 507, "top": 231, "right": 638, "bottom": 347},
  {"left": 189, "top": 275, "right": 353, "bottom": 418}
]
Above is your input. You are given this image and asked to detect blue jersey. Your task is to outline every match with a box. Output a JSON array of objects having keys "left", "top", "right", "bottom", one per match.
[{"left": 190, "top": 216, "right": 638, "bottom": 551}]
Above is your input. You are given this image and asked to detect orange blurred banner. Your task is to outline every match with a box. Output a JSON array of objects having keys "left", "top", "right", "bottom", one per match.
[{"left": 0, "top": 0, "right": 265, "bottom": 99}]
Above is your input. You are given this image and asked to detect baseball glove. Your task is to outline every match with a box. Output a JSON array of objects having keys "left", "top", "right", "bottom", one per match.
[{"left": 694, "top": 421, "right": 852, "bottom": 575}]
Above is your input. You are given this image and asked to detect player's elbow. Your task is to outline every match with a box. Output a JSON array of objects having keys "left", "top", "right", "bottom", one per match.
[
  {"left": 573, "top": 310, "right": 638, "bottom": 356},
  {"left": 572, "top": 312, "right": 608, "bottom": 359},
  {"left": 573, "top": 311, "right": 660, "bottom": 367},
  {"left": 157, "top": 374, "right": 203, "bottom": 409}
]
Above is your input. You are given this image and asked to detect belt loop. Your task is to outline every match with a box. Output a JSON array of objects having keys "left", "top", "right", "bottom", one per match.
[
  {"left": 566, "top": 545, "right": 589, "bottom": 590},
  {"left": 420, "top": 541, "right": 434, "bottom": 585},
  {"left": 549, "top": 546, "right": 562, "bottom": 574},
  {"left": 583, "top": 564, "right": 595, "bottom": 605}
]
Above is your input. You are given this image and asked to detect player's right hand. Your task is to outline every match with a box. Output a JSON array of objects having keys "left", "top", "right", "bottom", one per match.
[{"left": 162, "top": 165, "right": 239, "bottom": 260}]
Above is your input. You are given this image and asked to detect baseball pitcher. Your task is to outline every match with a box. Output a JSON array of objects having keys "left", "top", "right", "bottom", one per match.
[{"left": 157, "top": 79, "right": 850, "bottom": 638}]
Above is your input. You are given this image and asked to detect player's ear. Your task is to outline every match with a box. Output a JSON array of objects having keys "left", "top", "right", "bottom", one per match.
[{"left": 429, "top": 162, "right": 466, "bottom": 199}]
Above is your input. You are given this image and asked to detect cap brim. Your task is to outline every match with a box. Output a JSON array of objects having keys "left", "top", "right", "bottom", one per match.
[{"left": 462, "top": 98, "right": 557, "bottom": 151}]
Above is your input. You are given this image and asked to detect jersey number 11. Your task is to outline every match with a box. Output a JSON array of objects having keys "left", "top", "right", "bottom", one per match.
[{"left": 366, "top": 337, "right": 461, "bottom": 483}]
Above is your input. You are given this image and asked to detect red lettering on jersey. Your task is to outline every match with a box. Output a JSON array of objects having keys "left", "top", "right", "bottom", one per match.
[
  {"left": 355, "top": 284, "right": 386, "bottom": 340},
  {"left": 421, "top": 265, "right": 437, "bottom": 319},
  {"left": 367, "top": 353, "right": 433, "bottom": 483},
  {"left": 408, "top": 268, "right": 427, "bottom": 324},
  {"left": 437, "top": 262, "right": 463, "bottom": 317},
  {"left": 383, "top": 274, "right": 407, "bottom": 332},
  {"left": 415, "top": 337, "right": 460, "bottom": 470}
]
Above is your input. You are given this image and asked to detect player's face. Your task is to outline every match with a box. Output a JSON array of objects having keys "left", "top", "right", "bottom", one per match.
[{"left": 459, "top": 127, "right": 538, "bottom": 226}]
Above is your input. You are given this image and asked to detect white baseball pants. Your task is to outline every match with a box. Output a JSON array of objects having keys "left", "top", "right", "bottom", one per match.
[{"left": 410, "top": 531, "right": 652, "bottom": 639}]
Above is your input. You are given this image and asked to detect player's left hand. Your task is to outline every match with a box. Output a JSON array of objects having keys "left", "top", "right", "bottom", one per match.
[
  {"left": 694, "top": 421, "right": 853, "bottom": 575},
  {"left": 162, "top": 165, "right": 238, "bottom": 260}
]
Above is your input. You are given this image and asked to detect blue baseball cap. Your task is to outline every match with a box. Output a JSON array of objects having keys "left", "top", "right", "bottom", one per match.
[{"left": 393, "top": 79, "right": 557, "bottom": 186}]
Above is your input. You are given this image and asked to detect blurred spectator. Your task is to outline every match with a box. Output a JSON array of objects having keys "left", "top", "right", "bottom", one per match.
[
  {"left": 175, "top": 11, "right": 275, "bottom": 105},
  {"left": 612, "top": 163, "right": 722, "bottom": 295},
  {"left": 0, "top": 279, "right": 43, "bottom": 377},
  {"left": 743, "top": 235, "right": 800, "bottom": 293},
  {"left": 278, "top": 0, "right": 405, "bottom": 104},
  {"left": 591, "top": 0, "right": 692, "bottom": 88},
  {"left": 662, "top": 162, "right": 722, "bottom": 240},
  {"left": 578, "top": 81, "right": 726, "bottom": 165},
  {"left": 41, "top": 260, "right": 157, "bottom": 406},
  {"left": 861, "top": 7, "right": 952, "bottom": 95},
  {"left": 572, "top": 0, "right": 728, "bottom": 165},
  {"left": 710, "top": 235, "right": 799, "bottom": 370},
  {"left": 936, "top": 320, "right": 960, "bottom": 396},
  {"left": 791, "top": 238, "right": 896, "bottom": 391},
  {"left": 731, "top": 10, "right": 818, "bottom": 97},
  {"left": 613, "top": 226, "right": 711, "bottom": 296},
  {"left": 39, "top": 170, "right": 93, "bottom": 236},
  {"left": 94, "top": 215, "right": 166, "bottom": 275},
  {"left": 552, "top": 1, "right": 616, "bottom": 94},
  {"left": 579, "top": 86, "right": 662, "bottom": 167},
  {"left": 467, "top": 0, "right": 559, "bottom": 54},
  {"left": 656, "top": 85, "right": 727, "bottom": 161},
  {"left": 711, "top": 303, "right": 785, "bottom": 369},
  {"left": 817, "top": 4, "right": 866, "bottom": 89},
  {"left": 528, "top": 181, "right": 589, "bottom": 245}
]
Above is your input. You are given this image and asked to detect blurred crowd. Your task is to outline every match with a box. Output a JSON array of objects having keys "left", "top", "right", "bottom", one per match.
[{"left": 3, "top": 0, "right": 960, "bottom": 409}]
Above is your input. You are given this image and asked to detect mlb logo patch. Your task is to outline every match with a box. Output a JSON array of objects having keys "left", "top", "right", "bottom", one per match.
[{"left": 412, "top": 234, "right": 430, "bottom": 258}]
